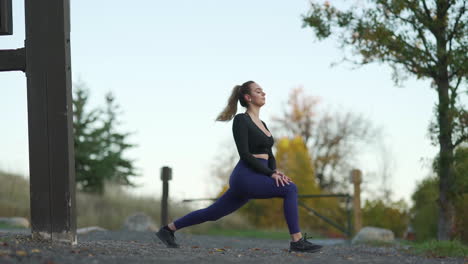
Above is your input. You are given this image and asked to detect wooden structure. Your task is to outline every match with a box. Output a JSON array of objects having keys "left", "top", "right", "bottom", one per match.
[
  {"left": 351, "top": 169, "right": 362, "bottom": 234},
  {"left": 160, "top": 166, "right": 172, "bottom": 226},
  {"left": 0, "top": 0, "right": 76, "bottom": 243}
]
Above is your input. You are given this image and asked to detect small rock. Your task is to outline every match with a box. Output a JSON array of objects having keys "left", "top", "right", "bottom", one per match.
[
  {"left": 351, "top": 226, "right": 395, "bottom": 244},
  {"left": 122, "top": 212, "right": 157, "bottom": 232}
]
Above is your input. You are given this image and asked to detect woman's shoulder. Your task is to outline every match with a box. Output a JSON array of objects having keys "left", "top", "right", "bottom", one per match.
[{"left": 233, "top": 113, "right": 248, "bottom": 121}]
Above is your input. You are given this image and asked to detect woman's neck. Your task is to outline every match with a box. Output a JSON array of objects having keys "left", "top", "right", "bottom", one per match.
[{"left": 246, "top": 107, "right": 261, "bottom": 120}]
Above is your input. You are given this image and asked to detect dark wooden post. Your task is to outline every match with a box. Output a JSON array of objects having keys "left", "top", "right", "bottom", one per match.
[
  {"left": 24, "top": 0, "right": 76, "bottom": 243},
  {"left": 0, "top": 0, "right": 13, "bottom": 35},
  {"left": 160, "top": 167, "right": 172, "bottom": 226},
  {"left": 350, "top": 169, "right": 362, "bottom": 234},
  {"left": 1, "top": 0, "right": 75, "bottom": 243}
]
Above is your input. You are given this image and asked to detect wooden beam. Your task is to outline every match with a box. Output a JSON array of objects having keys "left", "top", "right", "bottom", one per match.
[
  {"left": 25, "top": 0, "right": 76, "bottom": 244},
  {"left": 0, "top": 48, "right": 25, "bottom": 72}
]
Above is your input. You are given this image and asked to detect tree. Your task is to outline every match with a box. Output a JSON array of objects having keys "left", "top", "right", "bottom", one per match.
[
  {"left": 411, "top": 145, "right": 468, "bottom": 242},
  {"left": 73, "top": 82, "right": 138, "bottom": 194},
  {"left": 302, "top": 0, "right": 467, "bottom": 240},
  {"left": 272, "top": 87, "right": 378, "bottom": 191}
]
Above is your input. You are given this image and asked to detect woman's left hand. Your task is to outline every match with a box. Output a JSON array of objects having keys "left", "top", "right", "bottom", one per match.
[{"left": 275, "top": 170, "right": 293, "bottom": 183}]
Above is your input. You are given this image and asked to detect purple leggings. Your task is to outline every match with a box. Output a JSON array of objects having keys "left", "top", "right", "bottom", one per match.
[{"left": 173, "top": 158, "right": 300, "bottom": 234}]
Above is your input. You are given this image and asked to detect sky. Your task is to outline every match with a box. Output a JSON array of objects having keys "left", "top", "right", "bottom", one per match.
[{"left": 1, "top": 0, "right": 460, "bottom": 207}]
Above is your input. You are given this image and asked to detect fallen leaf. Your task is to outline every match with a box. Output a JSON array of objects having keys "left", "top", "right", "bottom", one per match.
[
  {"left": 16, "top": 250, "right": 27, "bottom": 256},
  {"left": 191, "top": 246, "right": 199, "bottom": 248},
  {"left": 215, "top": 248, "right": 225, "bottom": 252},
  {"left": 31, "top": 249, "right": 41, "bottom": 253}
]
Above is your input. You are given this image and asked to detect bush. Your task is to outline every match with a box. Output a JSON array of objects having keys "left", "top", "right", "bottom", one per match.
[{"left": 362, "top": 198, "right": 409, "bottom": 238}]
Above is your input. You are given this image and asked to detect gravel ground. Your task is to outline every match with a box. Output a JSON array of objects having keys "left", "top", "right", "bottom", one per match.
[{"left": 0, "top": 229, "right": 465, "bottom": 264}]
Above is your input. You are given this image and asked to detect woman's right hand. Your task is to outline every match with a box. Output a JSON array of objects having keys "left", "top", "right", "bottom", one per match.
[{"left": 271, "top": 172, "right": 289, "bottom": 187}]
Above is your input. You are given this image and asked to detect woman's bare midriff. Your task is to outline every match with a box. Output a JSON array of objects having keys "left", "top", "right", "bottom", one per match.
[{"left": 252, "top": 154, "right": 269, "bottom": 160}]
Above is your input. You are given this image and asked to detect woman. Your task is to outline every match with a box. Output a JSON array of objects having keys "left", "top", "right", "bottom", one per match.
[{"left": 156, "top": 81, "right": 323, "bottom": 253}]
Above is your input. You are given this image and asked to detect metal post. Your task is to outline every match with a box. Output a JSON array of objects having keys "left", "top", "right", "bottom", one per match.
[
  {"left": 350, "top": 169, "right": 362, "bottom": 234},
  {"left": 25, "top": 0, "right": 76, "bottom": 243},
  {"left": 161, "top": 167, "right": 172, "bottom": 226}
]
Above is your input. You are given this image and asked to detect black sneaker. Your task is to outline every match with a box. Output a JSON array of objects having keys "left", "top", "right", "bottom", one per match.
[
  {"left": 289, "top": 233, "right": 323, "bottom": 253},
  {"left": 155, "top": 226, "right": 180, "bottom": 248}
]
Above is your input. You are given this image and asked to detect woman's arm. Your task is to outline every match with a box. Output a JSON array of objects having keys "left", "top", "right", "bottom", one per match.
[
  {"left": 267, "top": 147, "right": 277, "bottom": 171},
  {"left": 261, "top": 120, "right": 277, "bottom": 171},
  {"left": 233, "top": 114, "right": 275, "bottom": 176}
]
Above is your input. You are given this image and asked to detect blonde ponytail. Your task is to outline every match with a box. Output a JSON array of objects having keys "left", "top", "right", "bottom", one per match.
[
  {"left": 215, "top": 85, "right": 241, "bottom": 121},
  {"left": 215, "top": 81, "right": 254, "bottom": 122}
]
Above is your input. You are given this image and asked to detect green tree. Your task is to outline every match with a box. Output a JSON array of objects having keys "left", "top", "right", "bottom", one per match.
[
  {"left": 73, "top": 82, "right": 138, "bottom": 194},
  {"left": 302, "top": 0, "right": 467, "bottom": 240},
  {"left": 411, "top": 176, "right": 439, "bottom": 241},
  {"left": 411, "top": 145, "right": 468, "bottom": 242}
]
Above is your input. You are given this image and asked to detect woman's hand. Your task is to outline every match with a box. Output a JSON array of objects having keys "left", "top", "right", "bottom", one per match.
[
  {"left": 271, "top": 172, "right": 290, "bottom": 187},
  {"left": 275, "top": 170, "right": 293, "bottom": 184}
]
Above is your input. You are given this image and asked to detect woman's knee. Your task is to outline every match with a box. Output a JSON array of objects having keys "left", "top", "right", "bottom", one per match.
[{"left": 286, "top": 182, "right": 298, "bottom": 194}]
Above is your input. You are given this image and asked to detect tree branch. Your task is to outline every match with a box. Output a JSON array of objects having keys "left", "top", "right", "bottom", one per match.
[
  {"left": 447, "top": 1, "right": 466, "bottom": 50},
  {"left": 454, "top": 135, "right": 468, "bottom": 148},
  {"left": 421, "top": 0, "right": 434, "bottom": 20}
]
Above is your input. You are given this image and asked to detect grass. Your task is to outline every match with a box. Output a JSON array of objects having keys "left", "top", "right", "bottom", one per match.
[
  {"left": 400, "top": 239, "right": 468, "bottom": 258},
  {"left": 0, "top": 222, "right": 20, "bottom": 229},
  {"left": 0, "top": 169, "right": 253, "bottom": 232}
]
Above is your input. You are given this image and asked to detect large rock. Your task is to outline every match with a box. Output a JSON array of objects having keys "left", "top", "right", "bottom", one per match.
[
  {"left": 122, "top": 212, "right": 158, "bottom": 232},
  {"left": 352, "top": 226, "right": 395, "bottom": 244},
  {"left": 0, "top": 217, "right": 30, "bottom": 228},
  {"left": 77, "top": 226, "right": 107, "bottom": 234}
]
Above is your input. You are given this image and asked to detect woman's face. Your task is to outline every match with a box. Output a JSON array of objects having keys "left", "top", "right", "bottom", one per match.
[{"left": 246, "top": 82, "right": 266, "bottom": 107}]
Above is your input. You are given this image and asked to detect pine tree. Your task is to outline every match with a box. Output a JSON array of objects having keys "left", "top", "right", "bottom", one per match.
[{"left": 73, "top": 82, "right": 138, "bottom": 194}]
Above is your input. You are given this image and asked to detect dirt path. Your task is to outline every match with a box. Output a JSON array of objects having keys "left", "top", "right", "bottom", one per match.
[{"left": 0, "top": 230, "right": 464, "bottom": 263}]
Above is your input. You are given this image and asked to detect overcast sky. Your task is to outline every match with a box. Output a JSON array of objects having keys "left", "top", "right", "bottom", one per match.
[{"left": 2, "top": 0, "right": 460, "bottom": 207}]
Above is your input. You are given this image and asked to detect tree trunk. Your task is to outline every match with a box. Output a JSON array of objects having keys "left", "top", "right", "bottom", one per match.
[
  {"left": 435, "top": 0, "right": 456, "bottom": 240},
  {"left": 436, "top": 76, "right": 456, "bottom": 241}
]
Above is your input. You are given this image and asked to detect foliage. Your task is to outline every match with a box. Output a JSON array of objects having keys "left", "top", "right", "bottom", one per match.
[
  {"left": 272, "top": 87, "right": 378, "bottom": 192},
  {"left": 302, "top": 0, "right": 467, "bottom": 240},
  {"left": 73, "top": 82, "right": 138, "bottom": 194},
  {"left": 403, "top": 239, "right": 468, "bottom": 258},
  {"left": 410, "top": 176, "right": 439, "bottom": 241},
  {"left": 362, "top": 198, "right": 409, "bottom": 238},
  {"left": 0, "top": 171, "right": 30, "bottom": 219},
  {"left": 411, "top": 145, "right": 468, "bottom": 242}
]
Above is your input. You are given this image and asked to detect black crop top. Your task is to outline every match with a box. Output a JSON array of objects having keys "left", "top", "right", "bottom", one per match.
[{"left": 232, "top": 113, "right": 277, "bottom": 176}]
